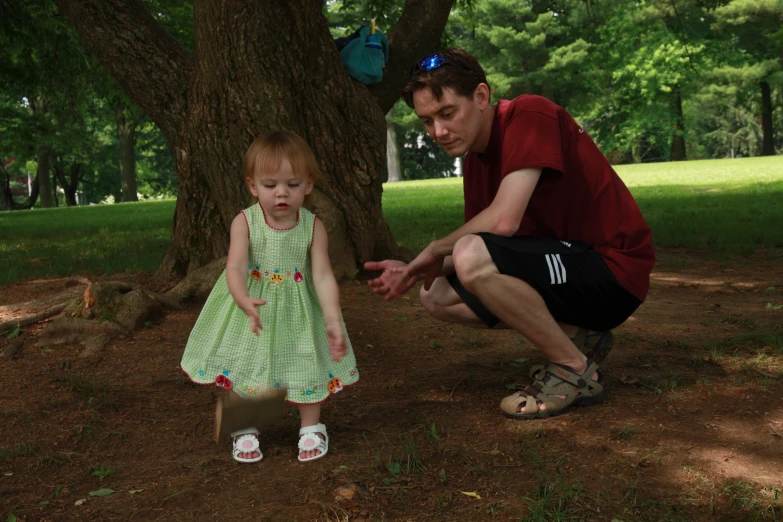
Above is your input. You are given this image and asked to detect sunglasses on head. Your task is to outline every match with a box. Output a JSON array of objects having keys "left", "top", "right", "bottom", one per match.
[{"left": 409, "top": 53, "right": 458, "bottom": 77}]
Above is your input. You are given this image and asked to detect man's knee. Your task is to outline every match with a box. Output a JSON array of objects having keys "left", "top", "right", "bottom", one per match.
[{"left": 453, "top": 234, "right": 495, "bottom": 289}]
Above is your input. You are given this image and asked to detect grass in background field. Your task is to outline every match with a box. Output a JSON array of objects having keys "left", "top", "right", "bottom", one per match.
[
  {"left": 0, "top": 157, "right": 781, "bottom": 285},
  {"left": 383, "top": 156, "right": 783, "bottom": 253},
  {"left": 0, "top": 201, "right": 174, "bottom": 285}
]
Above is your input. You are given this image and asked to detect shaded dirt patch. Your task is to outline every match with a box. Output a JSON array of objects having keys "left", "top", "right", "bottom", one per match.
[{"left": 1, "top": 248, "right": 782, "bottom": 521}]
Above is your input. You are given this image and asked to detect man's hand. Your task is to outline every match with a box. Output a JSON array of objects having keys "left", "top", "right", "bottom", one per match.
[
  {"left": 364, "top": 259, "right": 417, "bottom": 300},
  {"left": 393, "top": 243, "right": 444, "bottom": 292},
  {"left": 238, "top": 296, "right": 267, "bottom": 335},
  {"left": 326, "top": 323, "right": 347, "bottom": 361}
]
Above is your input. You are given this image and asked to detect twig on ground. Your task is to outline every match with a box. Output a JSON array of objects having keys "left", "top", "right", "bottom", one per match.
[
  {"left": 450, "top": 375, "right": 467, "bottom": 399},
  {"left": 770, "top": 423, "right": 783, "bottom": 438}
]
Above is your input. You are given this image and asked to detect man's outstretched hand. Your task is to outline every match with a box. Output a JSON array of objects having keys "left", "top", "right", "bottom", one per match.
[
  {"left": 394, "top": 244, "right": 444, "bottom": 292},
  {"left": 364, "top": 259, "right": 417, "bottom": 300}
]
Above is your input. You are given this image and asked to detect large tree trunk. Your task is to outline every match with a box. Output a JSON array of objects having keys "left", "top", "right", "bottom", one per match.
[
  {"left": 386, "top": 118, "right": 402, "bottom": 183},
  {"left": 760, "top": 80, "right": 775, "bottom": 156},
  {"left": 670, "top": 87, "right": 686, "bottom": 161},
  {"left": 54, "top": 0, "right": 454, "bottom": 280},
  {"left": 116, "top": 107, "right": 139, "bottom": 202}
]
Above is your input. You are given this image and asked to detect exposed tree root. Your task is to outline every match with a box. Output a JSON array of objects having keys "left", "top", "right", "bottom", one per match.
[
  {"left": 167, "top": 256, "right": 226, "bottom": 300},
  {"left": 0, "top": 302, "right": 69, "bottom": 332},
  {"left": 2, "top": 275, "right": 186, "bottom": 358}
]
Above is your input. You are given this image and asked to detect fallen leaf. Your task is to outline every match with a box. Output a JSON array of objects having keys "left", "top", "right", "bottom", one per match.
[
  {"left": 460, "top": 491, "right": 481, "bottom": 499},
  {"left": 128, "top": 489, "right": 143, "bottom": 494},
  {"left": 89, "top": 488, "right": 116, "bottom": 497},
  {"left": 75, "top": 499, "right": 87, "bottom": 506}
]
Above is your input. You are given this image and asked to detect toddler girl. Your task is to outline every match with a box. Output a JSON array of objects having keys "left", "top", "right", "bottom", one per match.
[{"left": 181, "top": 130, "right": 358, "bottom": 463}]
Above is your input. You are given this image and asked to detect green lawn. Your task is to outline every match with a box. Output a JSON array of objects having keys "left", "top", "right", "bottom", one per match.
[
  {"left": 383, "top": 156, "right": 783, "bottom": 253},
  {"left": 1, "top": 156, "right": 781, "bottom": 285},
  {"left": 0, "top": 201, "right": 174, "bottom": 285}
]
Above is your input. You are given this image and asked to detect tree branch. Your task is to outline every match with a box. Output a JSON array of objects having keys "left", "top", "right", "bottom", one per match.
[
  {"left": 369, "top": 0, "right": 456, "bottom": 114},
  {"left": 52, "top": 0, "right": 194, "bottom": 144}
]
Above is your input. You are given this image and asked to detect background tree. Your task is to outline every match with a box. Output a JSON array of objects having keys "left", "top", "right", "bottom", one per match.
[
  {"left": 52, "top": 0, "right": 455, "bottom": 279},
  {"left": 713, "top": 0, "right": 783, "bottom": 156}
]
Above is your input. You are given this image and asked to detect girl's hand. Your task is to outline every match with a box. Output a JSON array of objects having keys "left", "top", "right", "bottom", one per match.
[
  {"left": 326, "top": 323, "right": 347, "bottom": 361},
  {"left": 238, "top": 297, "right": 267, "bottom": 335}
]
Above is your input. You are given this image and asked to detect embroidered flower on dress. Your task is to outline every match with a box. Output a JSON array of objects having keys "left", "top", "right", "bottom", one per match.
[
  {"left": 349, "top": 369, "right": 356, "bottom": 377},
  {"left": 250, "top": 269, "right": 262, "bottom": 281}
]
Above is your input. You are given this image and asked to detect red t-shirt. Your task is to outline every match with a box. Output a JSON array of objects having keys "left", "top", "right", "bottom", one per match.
[{"left": 463, "top": 95, "right": 655, "bottom": 301}]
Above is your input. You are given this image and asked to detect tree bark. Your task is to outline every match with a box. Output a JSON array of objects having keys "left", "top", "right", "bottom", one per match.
[
  {"left": 760, "top": 80, "right": 775, "bottom": 156},
  {"left": 53, "top": 162, "right": 82, "bottom": 207},
  {"left": 670, "top": 87, "right": 686, "bottom": 161},
  {"left": 386, "top": 119, "right": 402, "bottom": 183},
  {"left": 54, "top": 0, "right": 455, "bottom": 279},
  {"left": 1, "top": 162, "right": 13, "bottom": 211},
  {"left": 116, "top": 107, "right": 139, "bottom": 202},
  {"left": 36, "top": 146, "right": 53, "bottom": 208}
]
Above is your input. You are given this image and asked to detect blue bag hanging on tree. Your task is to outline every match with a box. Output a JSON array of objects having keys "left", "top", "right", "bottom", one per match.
[{"left": 337, "top": 21, "right": 389, "bottom": 85}]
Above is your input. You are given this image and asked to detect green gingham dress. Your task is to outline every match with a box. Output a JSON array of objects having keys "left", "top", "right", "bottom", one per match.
[{"left": 180, "top": 204, "right": 358, "bottom": 403}]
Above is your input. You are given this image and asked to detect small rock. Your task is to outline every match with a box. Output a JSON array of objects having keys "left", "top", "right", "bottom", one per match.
[{"left": 335, "top": 483, "right": 359, "bottom": 501}]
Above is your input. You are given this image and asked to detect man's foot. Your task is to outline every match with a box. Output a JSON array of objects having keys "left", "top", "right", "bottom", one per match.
[
  {"left": 501, "top": 360, "right": 604, "bottom": 419},
  {"left": 298, "top": 423, "right": 329, "bottom": 462},
  {"left": 232, "top": 429, "right": 263, "bottom": 463}
]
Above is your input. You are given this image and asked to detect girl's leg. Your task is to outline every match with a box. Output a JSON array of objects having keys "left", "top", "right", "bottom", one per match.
[{"left": 298, "top": 403, "right": 324, "bottom": 460}]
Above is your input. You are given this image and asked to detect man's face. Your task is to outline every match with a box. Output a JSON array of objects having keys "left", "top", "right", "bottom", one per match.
[{"left": 412, "top": 86, "right": 486, "bottom": 157}]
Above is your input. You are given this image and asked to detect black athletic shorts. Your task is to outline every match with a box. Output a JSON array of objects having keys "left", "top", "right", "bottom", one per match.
[{"left": 447, "top": 234, "right": 642, "bottom": 330}]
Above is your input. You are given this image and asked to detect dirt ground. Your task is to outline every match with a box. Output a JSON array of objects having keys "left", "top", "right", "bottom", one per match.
[{"left": 1, "top": 247, "right": 782, "bottom": 521}]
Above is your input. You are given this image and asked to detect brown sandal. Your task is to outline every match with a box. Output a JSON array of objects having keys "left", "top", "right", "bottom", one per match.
[{"left": 501, "top": 360, "right": 604, "bottom": 420}]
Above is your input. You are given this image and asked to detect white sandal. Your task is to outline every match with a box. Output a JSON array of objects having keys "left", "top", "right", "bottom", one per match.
[
  {"left": 297, "top": 423, "right": 328, "bottom": 462},
  {"left": 231, "top": 427, "right": 263, "bottom": 463}
]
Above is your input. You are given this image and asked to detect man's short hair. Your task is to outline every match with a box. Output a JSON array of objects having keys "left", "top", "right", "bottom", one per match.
[{"left": 402, "top": 48, "right": 490, "bottom": 108}]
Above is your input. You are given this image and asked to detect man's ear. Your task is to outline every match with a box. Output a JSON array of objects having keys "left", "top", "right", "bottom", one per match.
[{"left": 474, "top": 83, "right": 490, "bottom": 110}]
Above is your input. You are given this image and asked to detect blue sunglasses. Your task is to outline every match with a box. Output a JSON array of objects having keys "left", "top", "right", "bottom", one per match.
[{"left": 409, "top": 54, "right": 458, "bottom": 77}]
